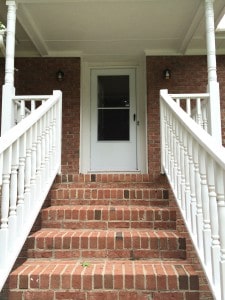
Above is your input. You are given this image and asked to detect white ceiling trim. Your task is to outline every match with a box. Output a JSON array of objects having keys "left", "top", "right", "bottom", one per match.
[
  {"left": 17, "top": 3, "right": 49, "bottom": 56},
  {"left": 16, "top": 0, "right": 160, "bottom": 3},
  {"left": 179, "top": 1, "right": 205, "bottom": 55}
]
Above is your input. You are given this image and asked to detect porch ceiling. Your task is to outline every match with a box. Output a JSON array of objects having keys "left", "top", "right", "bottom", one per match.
[{"left": 1, "top": 0, "right": 225, "bottom": 61}]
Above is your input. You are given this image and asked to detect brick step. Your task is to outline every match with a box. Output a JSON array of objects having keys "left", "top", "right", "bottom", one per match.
[
  {"left": 41, "top": 205, "right": 177, "bottom": 230},
  {"left": 55, "top": 173, "right": 154, "bottom": 184},
  {"left": 8, "top": 259, "right": 199, "bottom": 300},
  {"left": 50, "top": 187, "right": 170, "bottom": 206},
  {"left": 27, "top": 229, "right": 186, "bottom": 260}
]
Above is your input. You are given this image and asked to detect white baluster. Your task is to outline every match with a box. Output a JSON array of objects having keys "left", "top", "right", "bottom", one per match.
[
  {"left": 40, "top": 114, "right": 46, "bottom": 187},
  {"left": 164, "top": 105, "right": 169, "bottom": 174},
  {"left": 168, "top": 111, "right": 174, "bottom": 185},
  {"left": 48, "top": 107, "right": 54, "bottom": 175},
  {"left": 51, "top": 104, "right": 57, "bottom": 169},
  {"left": 36, "top": 120, "right": 42, "bottom": 195},
  {"left": 186, "top": 98, "right": 191, "bottom": 116},
  {"left": 188, "top": 136, "right": 197, "bottom": 238},
  {"left": 176, "top": 98, "right": 180, "bottom": 107},
  {"left": 31, "top": 100, "right": 35, "bottom": 112},
  {"left": 17, "top": 134, "right": 26, "bottom": 231},
  {"left": 8, "top": 140, "right": 19, "bottom": 250},
  {"left": 215, "top": 165, "right": 225, "bottom": 300},
  {"left": 24, "top": 129, "right": 32, "bottom": 218},
  {"left": 172, "top": 118, "right": 178, "bottom": 197},
  {"left": 30, "top": 123, "right": 37, "bottom": 207},
  {"left": 20, "top": 100, "right": 25, "bottom": 120},
  {"left": 207, "top": 156, "right": 220, "bottom": 291},
  {"left": 44, "top": 112, "right": 50, "bottom": 184},
  {"left": 199, "top": 147, "right": 211, "bottom": 270},
  {"left": 196, "top": 98, "right": 203, "bottom": 127},
  {"left": 55, "top": 90, "right": 62, "bottom": 174},
  {"left": 179, "top": 127, "right": 186, "bottom": 212},
  {"left": 202, "top": 103, "right": 208, "bottom": 132},
  {"left": 193, "top": 140, "right": 203, "bottom": 253},
  {"left": 14, "top": 101, "right": 18, "bottom": 124},
  {"left": 0, "top": 147, "right": 12, "bottom": 265},
  {"left": 183, "top": 130, "right": 191, "bottom": 223},
  {"left": 175, "top": 119, "right": 182, "bottom": 203}
]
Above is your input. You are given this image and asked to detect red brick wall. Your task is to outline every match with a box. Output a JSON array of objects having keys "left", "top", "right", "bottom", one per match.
[
  {"left": 1, "top": 56, "right": 225, "bottom": 177},
  {"left": 0, "top": 57, "right": 81, "bottom": 174}
]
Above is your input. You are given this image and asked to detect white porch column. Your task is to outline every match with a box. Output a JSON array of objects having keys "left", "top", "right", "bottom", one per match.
[
  {"left": 205, "top": 0, "right": 222, "bottom": 144},
  {"left": 1, "top": 0, "right": 17, "bottom": 135}
]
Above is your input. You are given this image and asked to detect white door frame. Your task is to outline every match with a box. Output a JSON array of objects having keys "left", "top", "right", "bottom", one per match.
[{"left": 80, "top": 60, "right": 148, "bottom": 174}]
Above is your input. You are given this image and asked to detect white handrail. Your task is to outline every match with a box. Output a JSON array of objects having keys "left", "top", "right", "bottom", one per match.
[
  {"left": 160, "top": 89, "right": 225, "bottom": 300},
  {"left": 0, "top": 90, "right": 62, "bottom": 291}
]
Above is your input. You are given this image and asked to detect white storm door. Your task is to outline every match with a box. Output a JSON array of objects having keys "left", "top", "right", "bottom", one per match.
[{"left": 90, "top": 68, "right": 137, "bottom": 171}]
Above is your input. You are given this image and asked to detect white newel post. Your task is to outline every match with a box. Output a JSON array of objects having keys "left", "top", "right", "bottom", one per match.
[
  {"left": 205, "top": 0, "right": 222, "bottom": 144},
  {"left": 1, "top": 0, "right": 17, "bottom": 135}
]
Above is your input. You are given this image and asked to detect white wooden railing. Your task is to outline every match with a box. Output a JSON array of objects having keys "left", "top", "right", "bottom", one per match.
[
  {"left": 160, "top": 89, "right": 225, "bottom": 300},
  {"left": 0, "top": 90, "right": 62, "bottom": 291},
  {"left": 13, "top": 95, "right": 50, "bottom": 124},
  {"left": 170, "top": 93, "right": 209, "bottom": 132}
]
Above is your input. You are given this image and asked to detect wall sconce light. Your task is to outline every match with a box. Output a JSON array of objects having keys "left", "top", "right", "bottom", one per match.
[
  {"left": 56, "top": 70, "right": 64, "bottom": 81},
  {"left": 163, "top": 68, "right": 171, "bottom": 80}
]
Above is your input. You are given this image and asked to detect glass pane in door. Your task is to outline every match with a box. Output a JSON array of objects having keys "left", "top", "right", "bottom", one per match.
[{"left": 97, "top": 75, "right": 130, "bottom": 141}]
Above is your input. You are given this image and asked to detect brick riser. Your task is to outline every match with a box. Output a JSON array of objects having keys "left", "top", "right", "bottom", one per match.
[
  {"left": 50, "top": 187, "right": 170, "bottom": 207},
  {"left": 41, "top": 205, "right": 176, "bottom": 230},
  {"left": 6, "top": 175, "right": 200, "bottom": 300}
]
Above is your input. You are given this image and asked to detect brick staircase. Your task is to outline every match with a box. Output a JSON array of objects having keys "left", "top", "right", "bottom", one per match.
[{"left": 6, "top": 174, "right": 200, "bottom": 300}]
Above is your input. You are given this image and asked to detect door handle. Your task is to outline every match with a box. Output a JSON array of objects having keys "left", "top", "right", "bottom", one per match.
[{"left": 133, "top": 114, "right": 136, "bottom": 122}]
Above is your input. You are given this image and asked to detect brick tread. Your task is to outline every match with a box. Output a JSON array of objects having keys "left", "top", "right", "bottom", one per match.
[
  {"left": 9, "top": 259, "right": 199, "bottom": 292},
  {"left": 27, "top": 228, "right": 186, "bottom": 260},
  {"left": 52, "top": 182, "right": 168, "bottom": 188},
  {"left": 54, "top": 173, "right": 156, "bottom": 184}
]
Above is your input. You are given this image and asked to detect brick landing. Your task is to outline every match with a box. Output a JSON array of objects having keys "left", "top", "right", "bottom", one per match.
[{"left": 4, "top": 174, "right": 204, "bottom": 299}]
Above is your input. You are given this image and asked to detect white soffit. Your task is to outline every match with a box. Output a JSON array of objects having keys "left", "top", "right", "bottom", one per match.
[{"left": 0, "top": 0, "right": 225, "bottom": 59}]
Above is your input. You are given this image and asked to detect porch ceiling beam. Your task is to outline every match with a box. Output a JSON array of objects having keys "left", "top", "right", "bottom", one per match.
[
  {"left": 16, "top": 3, "right": 49, "bottom": 57},
  {"left": 179, "top": 1, "right": 204, "bottom": 55}
]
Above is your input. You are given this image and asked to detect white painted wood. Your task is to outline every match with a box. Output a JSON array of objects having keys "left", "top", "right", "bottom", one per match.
[
  {"left": 2, "top": 0, "right": 225, "bottom": 58},
  {"left": 205, "top": 0, "right": 222, "bottom": 144},
  {"left": 8, "top": 140, "right": 19, "bottom": 251},
  {"left": 199, "top": 147, "right": 212, "bottom": 269},
  {"left": 16, "top": 3, "right": 49, "bottom": 57},
  {"left": 170, "top": 93, "right": 210, "bottom": 132},
  {"left": 90, "top": 68, "right": 137, "bottom": 172},
  {"left": 207, "top": 155, "right": 220, "bottom": 291},
  {"left": 0, "top": 91, "right": 62, "bottom": 291},
  {"left": 160, "top": 89, "right": 225, "bottom": 299},
  {"left": 1, "top": 1, "right": 17, "bottom": 134}
]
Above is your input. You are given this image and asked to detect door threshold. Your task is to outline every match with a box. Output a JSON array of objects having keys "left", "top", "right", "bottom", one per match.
[{"left": 88, "top": 170, "right": 141, "bottom": 174}]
